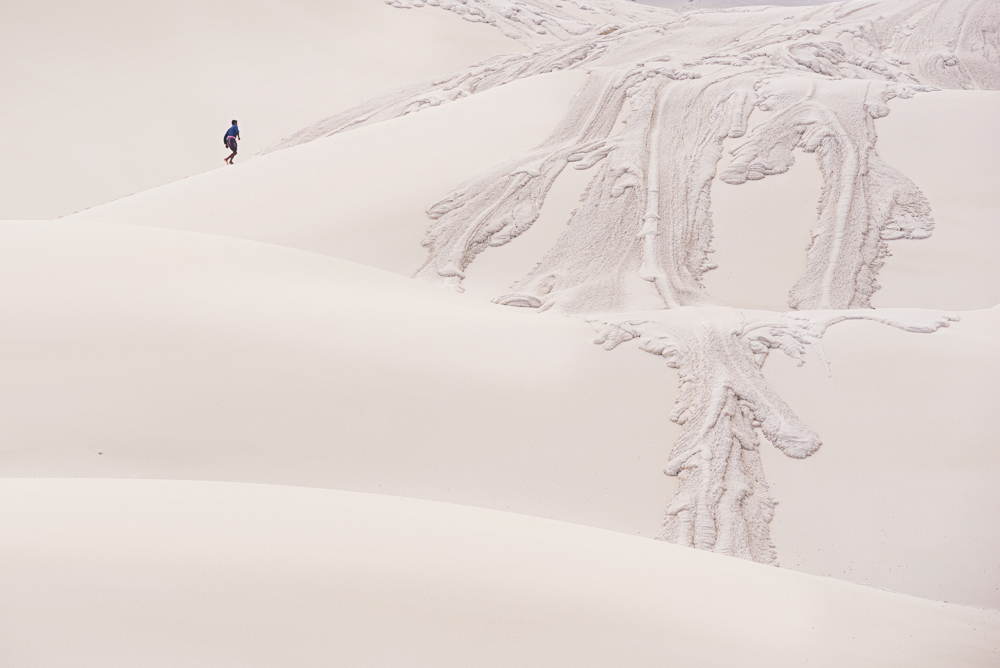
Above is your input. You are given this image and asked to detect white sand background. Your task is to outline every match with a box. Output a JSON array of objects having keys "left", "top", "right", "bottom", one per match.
[
  {"left": 64, "top": 63, "right": 1000, "bottom": 607},
  {"left": 0, "top": 0, "right": 520, "bottom": 220},
  {"left": 0, "top": 219, "right": 680, "bottom": 537},
  {"left": 68, "top": 69, "right": 591, "bottom": 277},
  {"left": 2, "top": 216, "right": 997, "bottom": 608},
  {"left": 1, "top": 478, "right": 997, "bottom": 668},
  {"left": 3, "top": 0, "right": 999, "bottom": 660}
]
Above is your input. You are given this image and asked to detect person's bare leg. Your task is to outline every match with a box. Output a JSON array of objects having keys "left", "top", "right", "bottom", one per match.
[{"left": 225, "top": 150, "right": 236, "bottom": 164}]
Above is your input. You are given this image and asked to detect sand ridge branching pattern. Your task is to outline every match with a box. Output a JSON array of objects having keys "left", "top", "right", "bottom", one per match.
[
  {"left": 269, "top": 0, "right": 997, "bottom": 311},
  {"left": 592, "top": 308, "right": 957, "bottom": 563},
  {"left": 266, "top": 0, "right": 995, "bottom": 563}
]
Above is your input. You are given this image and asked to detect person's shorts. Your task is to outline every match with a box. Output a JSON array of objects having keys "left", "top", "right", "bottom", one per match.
[{"left": 226, "top": 136, "right": 238, "bottom": 152}]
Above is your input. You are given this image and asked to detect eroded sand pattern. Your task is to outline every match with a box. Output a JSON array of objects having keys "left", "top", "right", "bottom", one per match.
[
  {"left": 594, "top": 307, "right": 956, "bottom": 563},
  {"left": 262, "top": 0, "right": 998, "bottom": 563},
  {"left": 6, "top": 0, "right": 1000, "bottom": 660}
]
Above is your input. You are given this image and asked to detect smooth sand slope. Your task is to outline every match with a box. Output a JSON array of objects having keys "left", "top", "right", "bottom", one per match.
[
  {"left": 73, "top": 83, "right": 1000, "bottom": 314},
  {"left": 1, "top": 478, "right": 997, "bottom": 668},
  {"left": 0, "top": 219, "right": 996, "bottom": 608},
  {"left": 4, "top": 0, "right": 999, "bottom": 658},
  {"left": 0, "top": 0, "right": 520, "bottom": 220},
  {"left": 69, "top": 69, "right": 592, "bottom": 284},
  {"left": 62, "top": 49, "right": 1000, "bottom": 607},
  {"left": 0, "top": 220, "right": 682, "bottom": 538}
]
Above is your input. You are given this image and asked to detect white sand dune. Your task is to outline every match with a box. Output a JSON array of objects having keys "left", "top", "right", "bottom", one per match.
[
  {"left": 61, "top": 27, "right": 1000, "bottom": 608},
  {"left": 0, "top": 218, "right": 996, "bottom": 607},
  {"left": 707, "top": 89, "right": 1000, "bottom": 313},
  {"left": 0, "top": 219, "right": 682, "bottom": 537},
  {"left": 0, "top": 0, "right": 520, "bottom": 220},
  {"left": 2, "top": 478, "right": 997, "bottom": 668},
  {"left": 4, "top": 0, "right": 1000, "bottom": 659},
  {"left": 69, "top": 70, "right": 591, "bottom": 282},
  {"left": 71, "top": 67, "right": 1000, "bottom": 316}
]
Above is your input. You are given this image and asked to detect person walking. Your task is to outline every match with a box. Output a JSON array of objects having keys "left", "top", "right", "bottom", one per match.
[{"left": 223, "top": 120, "right": 240, "bottom": 164}]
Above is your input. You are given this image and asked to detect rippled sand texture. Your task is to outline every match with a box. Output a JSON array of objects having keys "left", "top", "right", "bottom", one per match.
[
  {"left": 270, "top": 0, "right": 997, "bottom": 311},
  {"left": 265, "top": 0, "right": 998, "bottom": 563}
]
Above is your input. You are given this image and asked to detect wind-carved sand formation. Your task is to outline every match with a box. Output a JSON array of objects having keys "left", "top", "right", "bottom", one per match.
[
  {"left": 265, "top": 0, "right": 998, "bottom": 563},
  {"left": 593, "top": 308, "right": 957, "bottom": 562}
]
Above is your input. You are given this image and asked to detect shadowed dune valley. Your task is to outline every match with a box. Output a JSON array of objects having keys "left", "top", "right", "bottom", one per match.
[{"left": 2, "top": 0, "right": 999, "bottom": 666}]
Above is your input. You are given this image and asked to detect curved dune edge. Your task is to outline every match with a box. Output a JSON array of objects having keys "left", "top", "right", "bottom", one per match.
[
  {"left": 0, "top": 477, "right": 997, "bottom": 668},
  {"left": 7, "top": 0, "right": 1000, "bottom": 636},
  {"left": 1, "top": 219, "right": 996, "bottom": 607},
  {"left": 0, "top": 0, "right": 522, "bottom": 220}
]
